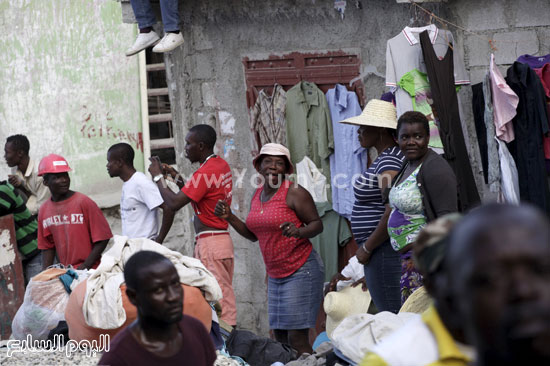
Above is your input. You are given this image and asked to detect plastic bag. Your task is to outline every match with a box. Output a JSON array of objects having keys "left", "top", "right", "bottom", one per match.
[{"left": 11, "top": 267, "right": 90, "bottom": 340}]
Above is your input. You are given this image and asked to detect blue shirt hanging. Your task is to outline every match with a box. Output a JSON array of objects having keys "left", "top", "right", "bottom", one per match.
[{"left": 326, "top": 84, "right": 366, "bottom": 219}]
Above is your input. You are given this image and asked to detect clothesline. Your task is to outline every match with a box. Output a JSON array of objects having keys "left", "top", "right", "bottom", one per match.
[{"left": 405, "top": 0, "right": 532, "bottom": 53}]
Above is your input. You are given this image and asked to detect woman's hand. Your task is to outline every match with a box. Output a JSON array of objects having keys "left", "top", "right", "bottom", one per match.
[
  {"left": 280, "top": 222, "right": 301, "bottom": 238},
  {"left": 356, "top": 245, "right": 372, "bottom": 265},
  {"left": 327, "top": 273, "right": 351, "bottom": 293},
  {"left": 214, "top": 200, "right": 231, "bottom": 220},
  {"left": 350, "top": 276, "right": 368, "bottom": 292}
]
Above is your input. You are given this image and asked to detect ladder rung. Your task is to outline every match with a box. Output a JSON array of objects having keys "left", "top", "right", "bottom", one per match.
[
  {"left": 146, "top": 63, "right": 166, "bottom": 72},
  {"left": 150, "top": 138, "right": 175, "bottom": 150},
  {"left": 147, "top": 87, "right": 169, "bottom": 97},
  {"left": 148, "top": 113, "right": 172, "bottom": 123}
]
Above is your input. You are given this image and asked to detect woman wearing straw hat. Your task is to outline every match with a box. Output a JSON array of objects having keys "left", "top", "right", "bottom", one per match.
[
  {"left": 214, "top": 143, "right": 324, "bottom": 355},
  {"left": 387, "top": 111, "right": 457, "bottom": 304},
  {"left": 339, "top": 99, "right": 405, "bottom": 314}
]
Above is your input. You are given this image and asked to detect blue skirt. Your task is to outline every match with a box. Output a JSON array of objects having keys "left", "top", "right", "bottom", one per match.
[{"left": 267, "top": 250, "right": 325, "bottom": 330}]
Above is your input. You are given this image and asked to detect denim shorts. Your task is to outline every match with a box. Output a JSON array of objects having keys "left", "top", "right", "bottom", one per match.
[{"left": 267, "top": 249, "right": 324, "bottom": 330}]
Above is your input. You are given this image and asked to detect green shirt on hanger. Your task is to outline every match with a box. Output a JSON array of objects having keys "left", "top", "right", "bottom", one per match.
[{"left": 285, "top": 81, "right": 334, "bottom": 195}]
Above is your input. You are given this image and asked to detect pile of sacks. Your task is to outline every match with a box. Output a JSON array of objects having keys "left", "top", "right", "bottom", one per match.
[{"left": 11, "top": 235, "right": 222, "bottom": 344}]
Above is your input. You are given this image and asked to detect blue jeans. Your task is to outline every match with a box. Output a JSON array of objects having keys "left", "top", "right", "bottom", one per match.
[
  {"left": 130, "top": 0, "right": 180, "bottom": 32},
  {"left": 363, "top": 239, "right": 401, "bottom": 313},
  {"left": 23, "top": 252, "right": 42, "bottom": 285}
]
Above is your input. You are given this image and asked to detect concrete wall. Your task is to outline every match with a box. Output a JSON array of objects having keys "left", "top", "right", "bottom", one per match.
[
  {"left": 154, "top": 0, "right": 550, "bottom": 334},
  {"left": 0, "top": 0, "right": 140, "bottom": 208}
]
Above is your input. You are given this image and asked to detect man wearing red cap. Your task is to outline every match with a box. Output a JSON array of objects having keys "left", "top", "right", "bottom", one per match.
[{"left": 37, "top": 154, "right": 113, "bottom": 270}]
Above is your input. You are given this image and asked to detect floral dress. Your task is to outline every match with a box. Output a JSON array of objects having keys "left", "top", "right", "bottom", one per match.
[{"left": 387, "top": 165, "right": 427, "bottom": 304}]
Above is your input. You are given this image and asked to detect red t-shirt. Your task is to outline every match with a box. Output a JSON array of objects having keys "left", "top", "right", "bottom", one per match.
[
  {"left": 98, "top": 315, "right": 216, "bottom": 366},
  {"left": 181, "top": 156, "right": 232, "bottom": 229},
  {"left": 38, "top": 192, "right": 113, "bottom": 268},
  {"left": 245, "top": 180, "right": 312, "bottom": 278}
]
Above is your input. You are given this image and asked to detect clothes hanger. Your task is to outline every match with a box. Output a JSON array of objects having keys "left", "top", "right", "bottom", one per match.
[{"left": 408, "top": 4, "right": 424, "bottom": 28}]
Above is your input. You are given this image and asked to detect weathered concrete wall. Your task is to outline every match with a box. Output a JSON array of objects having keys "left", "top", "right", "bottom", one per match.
[
  {"left": 160, "top": 0, "right": 550, "bottom": 334},
  {"left": 0, "top": 0, "right": 192, "bottom": 255},
  {"left": 0, "top": 0, "right": 140, "bottom": 208}
]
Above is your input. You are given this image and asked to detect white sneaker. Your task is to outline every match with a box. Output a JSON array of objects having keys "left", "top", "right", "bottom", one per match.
[
  {"left": 125, "top": 31, "right": 160, "bottom": 56},
  {"left": 152, "top": 32, "right": 184, "bottom": 53}
]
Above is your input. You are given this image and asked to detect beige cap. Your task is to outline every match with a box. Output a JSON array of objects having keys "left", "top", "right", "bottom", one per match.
[
  {"left": 252, "top": 143, "right": 294, "bottom": 174},
  {"left": 339, "top": 99, "right": 397, "bottom": 129}
]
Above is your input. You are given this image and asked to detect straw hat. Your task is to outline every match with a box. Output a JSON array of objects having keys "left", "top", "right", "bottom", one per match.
[
  {"left": 339, "top": 99, "right": 397, "bottom": 129},
  {"left": 324, "top": 285, "right": 372, "bottom": 338},
  {"left": 252, "top": 143, "right": 294, "bottom": 174}
]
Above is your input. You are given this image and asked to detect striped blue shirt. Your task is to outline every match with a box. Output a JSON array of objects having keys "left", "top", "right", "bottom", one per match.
[{"left": 351, "top": 146, "right": 404, "bottom": 244}]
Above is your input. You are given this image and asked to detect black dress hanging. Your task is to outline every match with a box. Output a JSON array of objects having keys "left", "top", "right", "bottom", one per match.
[{"left": 419, "top": 30, "right": 481, "bottom": 211}]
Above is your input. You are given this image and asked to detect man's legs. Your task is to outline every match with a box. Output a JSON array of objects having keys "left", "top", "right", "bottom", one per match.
[
  {"left": 159, "top": 0, "right": 179, "bottom": 32},
  {"left": 195, "top": 235, "right": 237, "bottom": 326},
  {"left": 130, "top": 0, "right": 157, "bottom": 29},
  {"left": 23, "top": 252, "right": 42, "bottom": 285},
  {"left": 152, "top": 0, "right": 184, "bottom": 53},
  {"left": 126, "top": 0, "right": 161, "bottom": 56}
]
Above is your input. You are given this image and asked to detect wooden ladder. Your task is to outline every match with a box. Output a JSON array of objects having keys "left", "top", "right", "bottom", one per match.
[{"left": 145, "top": 56, "right": 176, "bottom": 163}]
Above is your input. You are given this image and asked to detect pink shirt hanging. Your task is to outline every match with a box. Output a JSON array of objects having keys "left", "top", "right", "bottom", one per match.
[{"left": 490, "top": 54, "right": 519, "bottom": 143}]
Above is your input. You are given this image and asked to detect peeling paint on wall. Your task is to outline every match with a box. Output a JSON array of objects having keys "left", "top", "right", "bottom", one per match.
[
  {"left": 223, "top": 138, "right": 236, "bottom": 158},
  {"left": 0, "top": 0, "right": 142, "bottom": 207},
  {"left": 218, "top": 111, "right": 235, "bottom": 135},
  {"left": 0, "top": 230, "right": 15, "bottom": 268}
]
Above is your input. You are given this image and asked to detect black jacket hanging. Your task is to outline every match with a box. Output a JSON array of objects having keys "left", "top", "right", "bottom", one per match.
[
  {"left": 419, "top": 30, "right": 481, "bottom": 212},
  {"left": 505, "top": 62, "right": 550, "bottom": 213}
]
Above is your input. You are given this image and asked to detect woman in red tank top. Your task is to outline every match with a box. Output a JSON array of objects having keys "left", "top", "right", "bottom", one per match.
[{"left": 215, "top": 143, "right": 324, "bottom": 355}]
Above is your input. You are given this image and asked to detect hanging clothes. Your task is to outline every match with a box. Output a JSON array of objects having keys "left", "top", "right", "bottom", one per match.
[
  {"left": 518, "top": 58, "right": 550, "bottom": 170},
  {"left": 505, "top": 62, "right": 550, "bottom": 213},
  {"left": 533, "top": 64, "right": 550, "bottom": 166},
  {"left": 516, "top": 53, "right": 550, "bottom": 69},
  {"left": 296, "top": 156, "right": 328, "bottom": 203},
  {"left": 471, "top": 82, "right": 489, "bottom": 184},
  {"left": 483, "top": 73, "right": 502, "bottom": 194},
  {"left": 249, "top": 84, "right": 287, "bottom": 155},
  {"left": 496, "top": 138, "right": 520, "bottom": 205},
  {"left": 309, "top": 201, "right": 352, "bottom": 282},
  {"left": 534, "top": 63, "right": 550, "bottom": 97},
  {"left": 490, "top": 54, "right": 519, "bottom": 143},
  {"left": 385, "top": 24, "right": 470, "bottom": 117},
  {"left": 419, "top": 30, "right": 480, "bottom": 211},
  {"left": 326, "top": 84, "right": 366, "bottom": 219},
  {"left": 398, "top": 68, "right": 444, "bottom": 152},
  {"left": 285, "top": 81, "right": 334, "bottom": 198}
]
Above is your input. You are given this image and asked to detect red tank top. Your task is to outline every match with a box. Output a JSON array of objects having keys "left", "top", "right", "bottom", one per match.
[{"left": 245, "top": 180, "right": 312, "bottom": 278}]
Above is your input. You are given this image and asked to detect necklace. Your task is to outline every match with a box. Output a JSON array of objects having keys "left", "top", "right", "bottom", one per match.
[
  {"left": 259, "top": 189, "right": 274, "bottom": 214},
  {"left": 200, "top": 154, "right": 216, "bottom": 168}
]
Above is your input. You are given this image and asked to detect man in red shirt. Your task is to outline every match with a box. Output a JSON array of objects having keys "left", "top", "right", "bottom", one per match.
[
  {"left": 148, "top": 124, "right": 237, "bottom": 327},
  {"left": 98, "top": 251, "right": 216, "bottom": 366},
  {"left": 37, "top": 154, "right": 112, "bottom": 270}
]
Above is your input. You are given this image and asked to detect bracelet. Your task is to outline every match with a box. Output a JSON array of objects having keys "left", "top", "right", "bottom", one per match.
[{"left": 361, "top": 243, "right": 371, "bottom": 254}]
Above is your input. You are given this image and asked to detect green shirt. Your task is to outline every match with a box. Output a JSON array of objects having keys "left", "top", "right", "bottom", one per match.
[
  {"left": 285, "top": 81, "right": 334, "bottom": 196},
  {"left": 398, "top": 68, "right": 444, "bottom": 150},
  {"left": 309, "top": 201, "right": 352, "bottom": 282},
  {"left": 0, "top": 181, "right": 39, "bottom": 259}
]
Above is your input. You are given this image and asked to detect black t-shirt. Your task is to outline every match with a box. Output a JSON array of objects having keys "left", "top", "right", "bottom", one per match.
[{"left": 98, "top": 315, "right": 216, "bottom": 366}]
